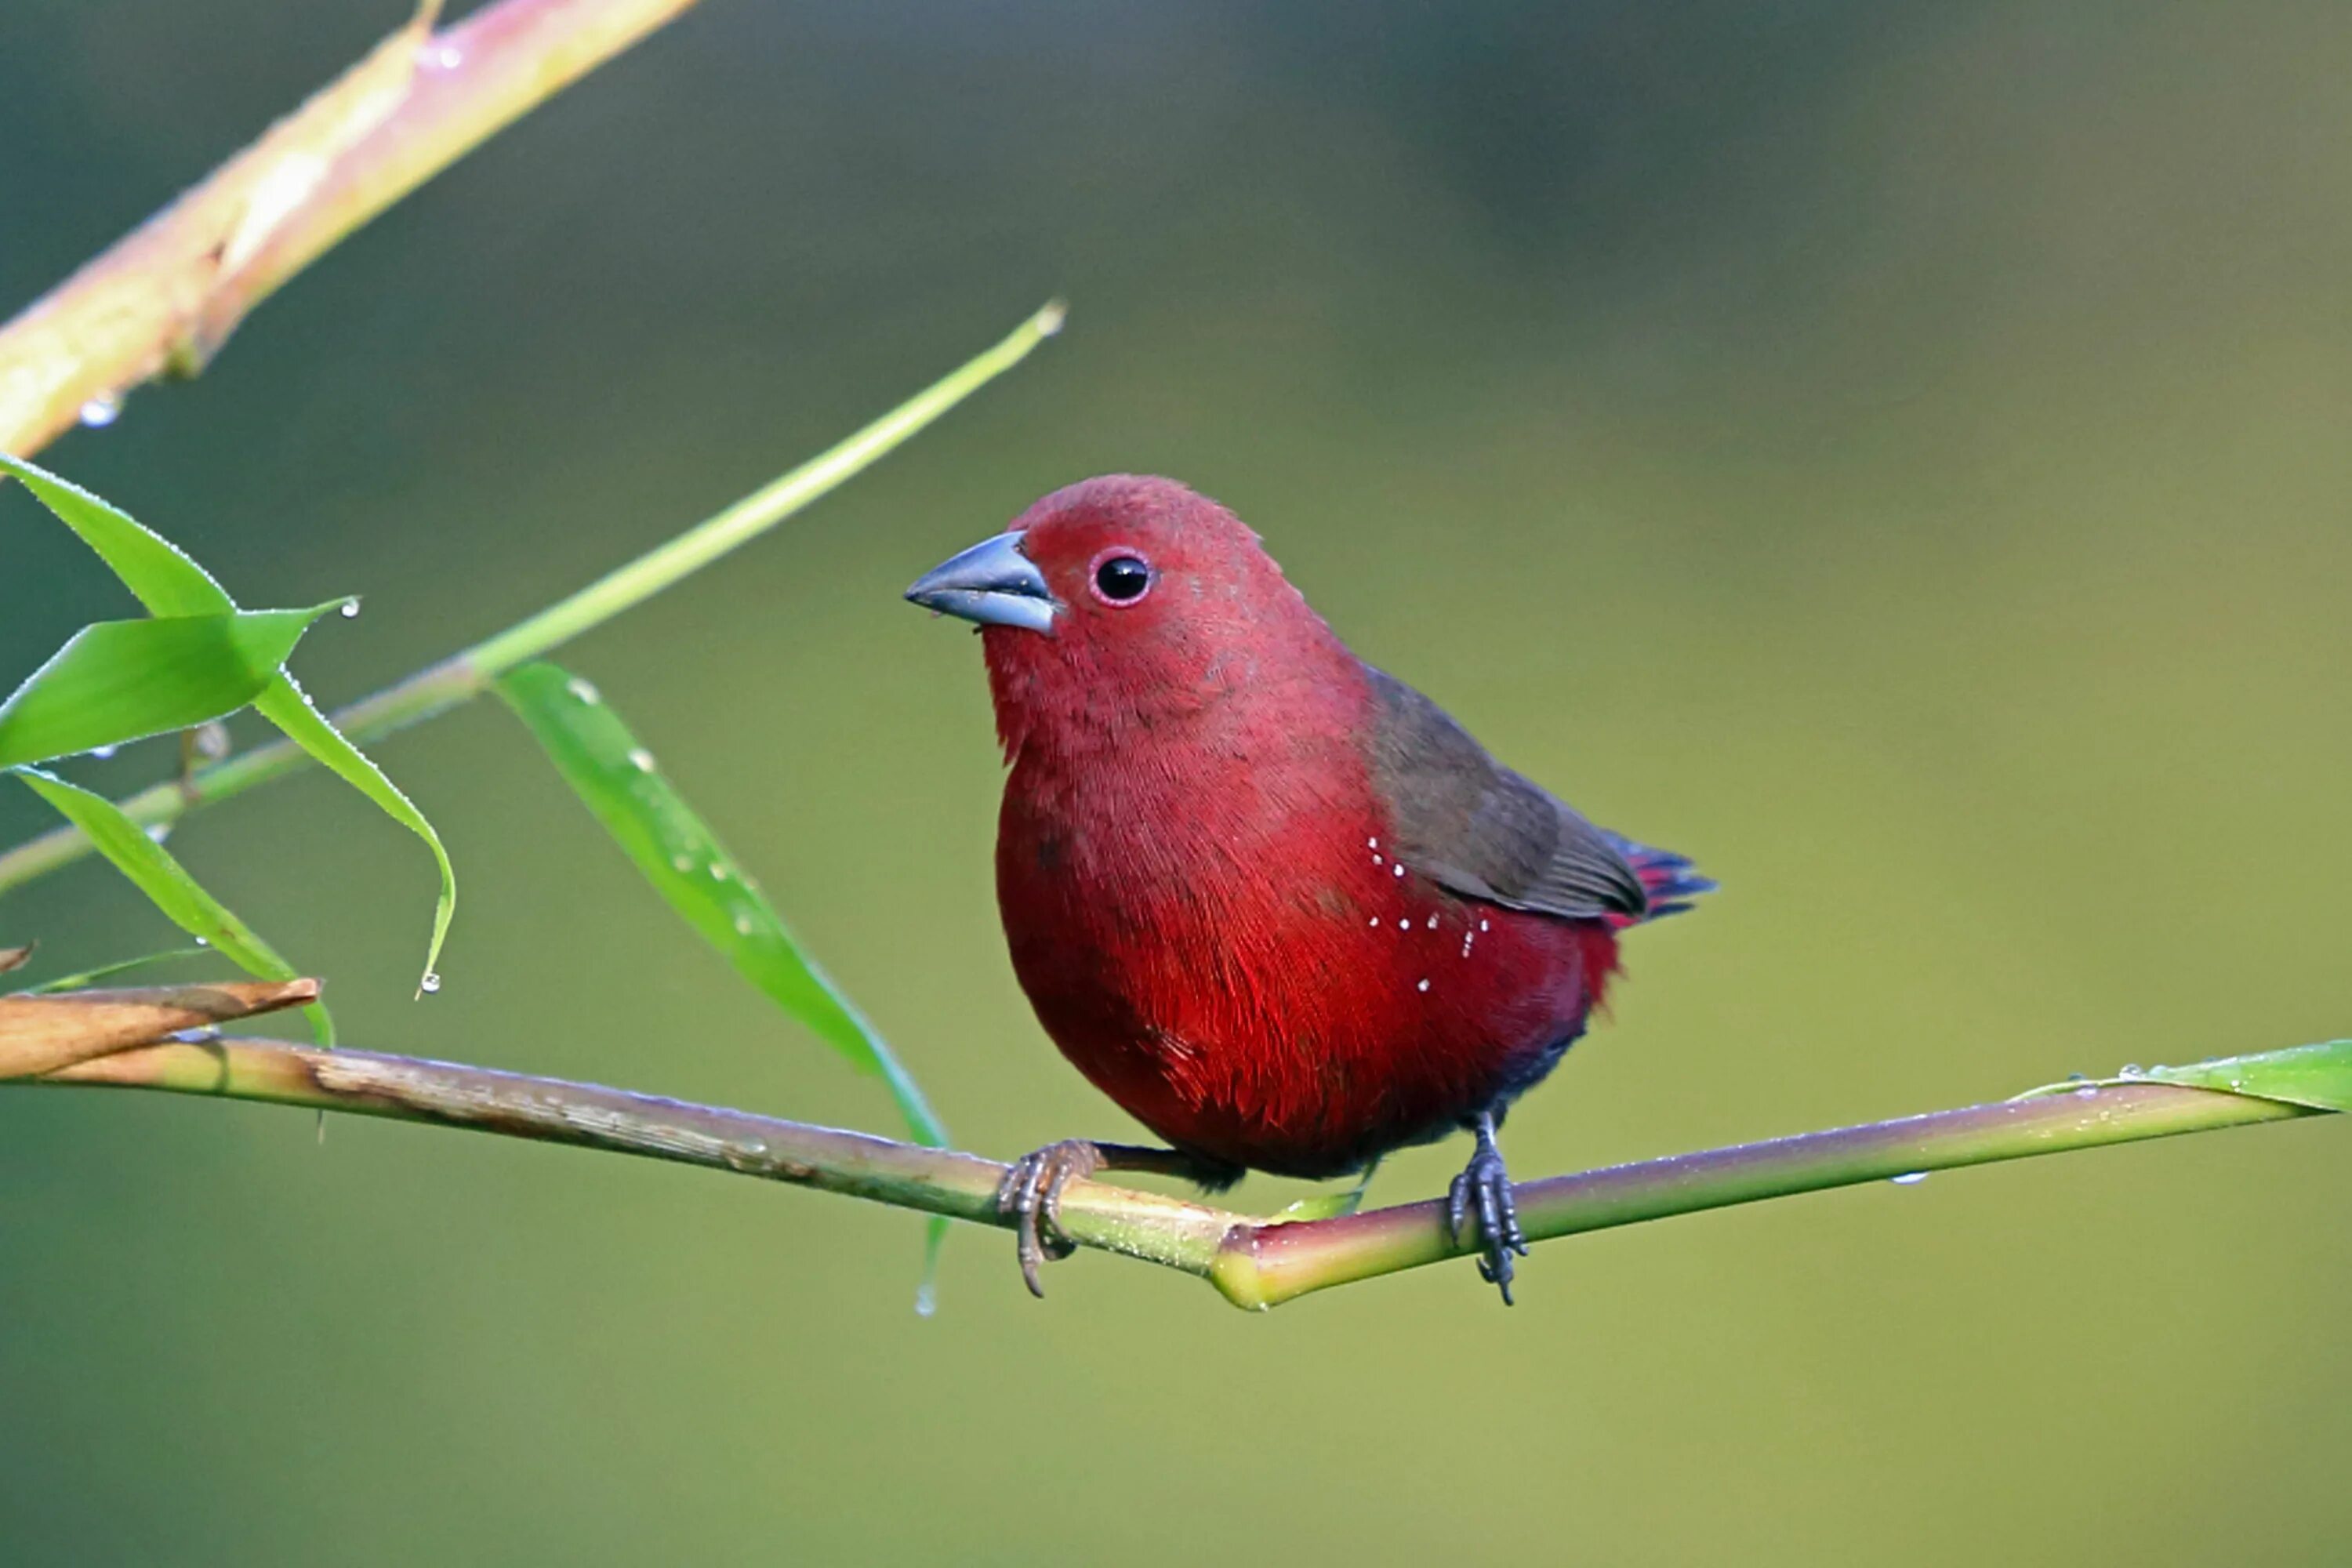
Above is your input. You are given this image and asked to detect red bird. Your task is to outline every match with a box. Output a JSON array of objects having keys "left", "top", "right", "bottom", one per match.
[{"left": 907, "top": 476, "right": 1709, "bottom": 1301}]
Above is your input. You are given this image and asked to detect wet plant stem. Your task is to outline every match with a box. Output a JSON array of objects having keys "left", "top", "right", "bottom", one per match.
[{"left": 27, "top": 1036, "right": 2319, "bottom": 1310}]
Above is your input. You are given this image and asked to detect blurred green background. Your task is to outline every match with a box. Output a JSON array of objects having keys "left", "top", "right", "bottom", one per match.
[{"left": 5, "top": 2, "right": 2350, "bottom": 1561}]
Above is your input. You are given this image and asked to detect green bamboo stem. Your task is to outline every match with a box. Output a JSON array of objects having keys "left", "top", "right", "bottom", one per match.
[
  {"left": 39, "top": 1035, "right": 1234, "bottom": 1275},
  {"left": 0, "top": 303, "right": 1064, "bottom": 897},
  {"left": 27, "top": 1035, "right": 2321, "bottom": 1309}
]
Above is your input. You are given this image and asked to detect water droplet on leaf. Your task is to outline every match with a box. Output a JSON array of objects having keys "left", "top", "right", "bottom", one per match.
[
  {"left": 627, "top": 747, "right": 655, "bottom": 772},
  {"left": 1889, "top": 1171, "right": 1929, "bottom": 1185},
  {"left": 567, "top": 677, "right": 600, "bottom": 704},
  {"left": 78, "top": 393, "right": 121, "bottom": 427},
  {"left": 419, "top": 971, "right": 442, "bottom": 994},
  {"left": 339, "top": 599, "right": 361, "bottom": 619}
]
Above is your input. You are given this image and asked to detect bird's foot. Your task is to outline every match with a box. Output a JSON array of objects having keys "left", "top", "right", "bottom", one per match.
[
  {"left": 1446, "top": 1115, "right": 1529, "bottom": 1305},
  {"left": 996, "top": 1139, "right": 1104, "bottom": 1298},
  {"left": 995, "top": 1139, "right": 1237, "bottom": 1298}
]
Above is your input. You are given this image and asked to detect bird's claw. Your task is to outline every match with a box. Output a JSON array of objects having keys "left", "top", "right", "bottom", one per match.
[
  {"left": 1446, "top": 1128, "right": 1528, "bottom": 1305},
  {"left": 995, "top": 1139, "right": 1105, "bottom": 1298}
]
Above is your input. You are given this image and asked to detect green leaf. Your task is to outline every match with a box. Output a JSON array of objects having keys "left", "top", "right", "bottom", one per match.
[
  {"left": 2119, "top": 1041, "right": 2352, "bottom": 1112},
  {"left": 2, "top": 452, "right": 454, "bottom": 991},
  {"left": 494, "top": 661, "right": 945, "bottom": 1148},
  {"left": 0, "top": 606, "right": 343, "bottom": 769},
  {"left": 249, "top": 672, "right": 455, "bottom": 995},
  {"left": 0, "top": 452, "right": 234, "bottom": 615},
  {"left": 13, "top": 769, "right": 332, "bottom": 1046},
  {"left": 2017, "top": 1040, "right": 2352, "bottom": 1112}
]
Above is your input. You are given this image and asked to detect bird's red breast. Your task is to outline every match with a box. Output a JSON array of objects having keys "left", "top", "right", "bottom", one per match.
[{"left": 943, "top": 475, "right": 1691, "bottom": 1180}]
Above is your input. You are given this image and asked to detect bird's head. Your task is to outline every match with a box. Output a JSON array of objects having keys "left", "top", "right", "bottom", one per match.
[{"left": 906, "top": 474, "right": 1347, "bottom": 757}]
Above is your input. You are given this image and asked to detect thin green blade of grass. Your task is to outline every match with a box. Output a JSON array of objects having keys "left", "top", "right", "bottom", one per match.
[
  {"left": 492, "top": 661, "right": 944, "bottom": 1142},
  {"left": 2022, "top": 1040, "right": 2352, "bottom": 1112},
  {"left": 0, "top": 604, "right": 346, "bottom": 769},
  {"left": 1, "top": 451, "right": 455, "bottom": 992},
  {"left": 13, "top": 769, "right": 331, "bottom": 1046},
  {"left": 6, "top": 946, "right": 215, "bottom": 996}
]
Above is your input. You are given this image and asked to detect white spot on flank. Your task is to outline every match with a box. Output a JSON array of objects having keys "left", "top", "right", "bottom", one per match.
[
  {"left": 1425, "top": 914, "right": 1437, "bottom": 929},
  {"left": 1392, "top": 863, "right": 1405, "bottom": 878},
  {"left": 1368, "top": 916, "right": 1380, "bottom": 927},
  {"left": 1371, "top": 854, "right": 1383, "bottom": 865},
  {"left": 1367, "top": 837, "right": 1378, "bottom": 848},
  {"left": 1416, "top": 978, "right": 1430, "bottom": 993},
  {"left": 1397, "top": 919, "right": 1410, "bottom": 931},
  {"left": 1479, "top": 919, "right": 1490, "bottom": 932}
]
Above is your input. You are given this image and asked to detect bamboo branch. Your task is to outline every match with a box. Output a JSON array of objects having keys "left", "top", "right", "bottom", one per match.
[
  {"left": 0, "top": 0, "right": 701, "bottom": 458},
  {"left": 24, "top": 1035, "right": 2323, "bottom": 1309}
]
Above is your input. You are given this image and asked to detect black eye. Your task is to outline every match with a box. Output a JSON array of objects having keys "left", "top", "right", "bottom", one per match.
[{"left": 1093, "top": 554, "right": 1152, "bottom": 603}]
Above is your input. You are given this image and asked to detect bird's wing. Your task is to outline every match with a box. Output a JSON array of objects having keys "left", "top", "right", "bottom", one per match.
[{"left": 1363, "top": 666, "right": 1647, "bottom": 922}]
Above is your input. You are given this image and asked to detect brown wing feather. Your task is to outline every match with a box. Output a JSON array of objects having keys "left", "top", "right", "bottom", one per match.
[{"left": 1363, "top": 667, "right": 1647, "bottom": 921}]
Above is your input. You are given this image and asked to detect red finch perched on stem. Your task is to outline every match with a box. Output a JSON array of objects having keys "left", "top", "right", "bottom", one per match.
[{"left": 908, "top": 476, "right": 1710, "bottom": 1301}]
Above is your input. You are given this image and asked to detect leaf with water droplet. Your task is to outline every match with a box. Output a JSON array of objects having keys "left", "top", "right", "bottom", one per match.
[
  {"left": 0, "top": 452, "right": 454, "bottom": 995},
  {"left": 2015, "top": 1040, "right": 2352, "bottom": 1112},
  {"left": 0, "top": 605, "right": 343, "bottom": 769},
  {"left": 494, "top": 659, "right": 943, "bottom": 1140},
  {"left": 498, "top": 658, "right": 957, "bottom": 1311}
]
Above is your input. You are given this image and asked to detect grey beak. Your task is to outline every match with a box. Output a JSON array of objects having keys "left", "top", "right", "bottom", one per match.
[{"left": 904, "top": 531, "right": 1058, "bottom": 633}]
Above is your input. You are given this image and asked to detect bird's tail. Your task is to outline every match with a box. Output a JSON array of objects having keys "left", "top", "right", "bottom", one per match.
[{"left": 1603, "top": 833, "right": 1715, "bottom": 926}]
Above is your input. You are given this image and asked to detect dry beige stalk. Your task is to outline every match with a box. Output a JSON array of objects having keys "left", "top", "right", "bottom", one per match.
[{"left": 0, "top": 978, "right": 320, "bottom": 1080}]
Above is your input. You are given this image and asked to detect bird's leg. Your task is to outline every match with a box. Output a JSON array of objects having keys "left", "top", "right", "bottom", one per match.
[
  {"left": 996, "top": 1139, "right": 1233, "bottom": 1298},
  {"left": 1446, "top": 1110, "right": 1530, "bottom": 1305}
]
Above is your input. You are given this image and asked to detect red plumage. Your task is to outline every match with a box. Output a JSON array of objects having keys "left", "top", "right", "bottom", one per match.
[{"left": 910, "top": 474, "right": 1708, "bottom": 1298}]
